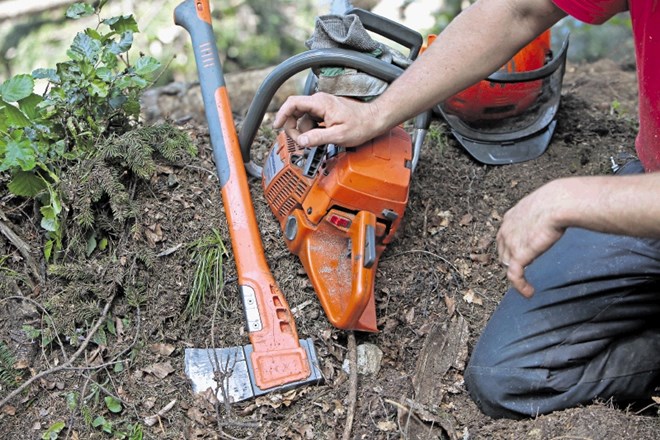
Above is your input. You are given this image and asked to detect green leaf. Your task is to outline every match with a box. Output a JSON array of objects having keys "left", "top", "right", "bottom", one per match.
[
  {"left": 1, "top": 100, "right": 31, "bottom": 127},
  {"left": 104, "top": 396, "right": 123, "bottom": 413},
  {"left": 32, "top": 68, "right": 59, "bottom": 83},
  {"left": 66, "top": 3, "right": 95, "bottom": 19},
  {"left": 66, "top": 392, "right": 78, "bottom": 411},
  {"left": 8, "top": 170, "right": 47, "bottom": 197},
  {"left": 92, "top": 415, "right": 113, "bottom": 433},
  {"left": 89, "top": 79, "right": 109, "bottom": 97},
  {"left": 99, "top": 237, "right": 109, "bottom": 250},
  {"left": 18, "top": 93, "right": 43, "bottom": 119},
  {"left": 86, "top": 233, "right": 97, "bottom": 256},
  {"left": 108, "top": 31, "right": 134, "bottom": 54},
  {"left": 103, "top": 15, "right": 139, "bottom": 34},
  {"left": 134, "top": 56, "right": 161, "bottom": 76},
  {"left": 42, "top": 421, "right": 65, "bottom": 440},
  {"left": 93, "top": 326, "right": 107, "bottom": 346},
  {"left": 106, "top": 318, "right": 116, "bottom": 335},
  {"left": 0, "top": 74, "right": 34, "bottom": 102},
  {"left": 22, "top": 324, "right": 41, "bottom": 340},
  {"left": 68, "top": 32, "right": 103, "bottom": 63},
  {"left": 95, "top": 67, "right": 114, "bottom": 82},
  {"left": 1, "top": 134, "right": 36, "bottom": 172},
  {"left": 44, "top": 239, "right": 54, "bottom": 261}
]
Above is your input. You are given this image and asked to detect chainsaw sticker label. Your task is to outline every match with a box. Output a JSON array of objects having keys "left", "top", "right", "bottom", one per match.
[{"left": 263, "top": 145, "right": 285, "bottom": 186}]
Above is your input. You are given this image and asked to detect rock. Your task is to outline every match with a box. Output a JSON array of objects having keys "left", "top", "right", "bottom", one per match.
[{"left": 342, "top": 342, "right": 383, "bottom": 376}]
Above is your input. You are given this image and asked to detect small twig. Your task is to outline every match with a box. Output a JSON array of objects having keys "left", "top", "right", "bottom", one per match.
[
  {"left": 0, "top": 207, "right": 41, "bottom": 283},
  {"left": 0, "top": 292, "right": 117, "bottom": 408},
  {"left": 342, "top": 331, "right": 358, "bottom": 440}
]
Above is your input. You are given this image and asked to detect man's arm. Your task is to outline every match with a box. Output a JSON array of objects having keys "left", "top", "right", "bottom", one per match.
[
  {"left": 273, "top": 0, "right": 567, "bottom": 148},
  {"left": 497, "top": 172, "right": 660, "bottom": 297}
]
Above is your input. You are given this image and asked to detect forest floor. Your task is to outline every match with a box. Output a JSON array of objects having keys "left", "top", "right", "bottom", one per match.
[{"left": 1, "top": 57, "right": 659, "bottom": 439}]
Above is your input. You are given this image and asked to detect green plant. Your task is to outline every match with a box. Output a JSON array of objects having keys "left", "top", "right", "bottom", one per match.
[
  {"left": 0, "top": 340, "right": 20, "bottom": 389},
  {"left": 41, "top": 421, "right": 66, "bottom": 440},
  {"left": 186, "top": 229, "right": 229, "bottom": 318},
  {"left": 0, "top": 2, "right": 161, "bottom": 260}
]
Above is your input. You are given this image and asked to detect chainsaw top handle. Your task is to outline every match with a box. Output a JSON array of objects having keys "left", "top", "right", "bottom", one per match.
[{"left": 346, "top": 8, "right": 423, "bottom": 60}]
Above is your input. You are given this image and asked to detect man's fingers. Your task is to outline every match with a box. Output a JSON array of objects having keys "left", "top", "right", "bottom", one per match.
[
  {"left": 507, "top": 263, "right": 535, "bottom": 298},
  {"left": 273, "top": 95, "right": 329, "bottom": 129}
]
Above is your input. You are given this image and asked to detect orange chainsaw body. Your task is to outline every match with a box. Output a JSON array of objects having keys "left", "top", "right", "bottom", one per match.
[{"left": 262, "top": 127, "right": 412, "bottom": 331}]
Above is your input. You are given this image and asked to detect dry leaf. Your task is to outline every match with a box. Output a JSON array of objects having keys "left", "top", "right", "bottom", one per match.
[
  {"left": 144, "top": 399, "right": 177, "bottom": 426},
  {"left": 444, "top": 295, "right": 456, "bottom": 317},
  {"left": 459, "top": 214, "right": 473, "bottom": 226},
  {"left": 297, "top": 423, "right": 315, "bottom": 439},
  {"left": 462, "top": 289, "right": 483, "bottom": 305},
  {"left": 149, "top": 343, "right": 176, "bottom": 357},
  {"left": 143, "top": 361, "right": 175, "bottom": 379},
  {"left": 377, "top": 420, "right": 398, "bottom": 431},
  {"left": 405, "top": 307, "right": 415, "bottom": 324},
  {"left": 469, "top": 253, "right": 490, "bottom": 264},
  {"left": 187, "top": 407, "right": 207, "bottom": 426},
  {"left": 1, "top": 405, "right": 16, "bottom": 416}
]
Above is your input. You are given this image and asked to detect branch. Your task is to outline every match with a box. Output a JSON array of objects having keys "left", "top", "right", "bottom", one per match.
[
  {"left": 0, "top": 207, "right": 42, "bottom": 283},
  {"left": 342, "top": 331, "right": 358, "bottom": 440},
  {"left": 0, "top": 0, "right": 78, "bottom": 22}
]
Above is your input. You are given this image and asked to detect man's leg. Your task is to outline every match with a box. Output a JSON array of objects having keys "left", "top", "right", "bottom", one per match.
[{"left": 464, "top": 163, "right": 660, "bottom": 418}]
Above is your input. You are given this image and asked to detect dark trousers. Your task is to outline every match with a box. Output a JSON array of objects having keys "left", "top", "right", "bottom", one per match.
[{"left": 464, "top": 161, "right": 660, "bottom": 418}]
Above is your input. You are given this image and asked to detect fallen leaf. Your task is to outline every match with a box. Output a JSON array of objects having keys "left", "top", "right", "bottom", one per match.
[
  {"left": 405, "top": 307, "right": 415, "bottom": 324},
  {"left": 186, "top": 407, "right": 207, "bottom": 426},
  {"left": 377, "top": 420, "right": 397, "bottom": 431},
  {"left": 143, "top": 361, "right": 175, "bottom": 379},
  {"left": 13, "top": 359, "right": 29, "bottom": 369},
  {"left": 469, "top": 253, "right": 491, "bottom": 264},
  {"left": 459, "top": 214, "right": 473, "bottom": 226},
  {"left": 462, "top": 289, "right": 483, "bottom": 305},
  {"left": 297, "top": 423, "right": 315, "bottom": 439},
  {"left": 1, "top": 405, "right": 16, "bottom": 416},
  {"left": 444, "top": 295, "right": 456, "bottom": 317},
  {"left": 149, "top": 343, "right": 176, "bottom": 357},
  {"left": 144, "top": 399, "right": 177, "bottom": 427},
  {"left": 490, "top": 210, "right": 502, "bottom": 221},
  {"left": 332, "top": 399, "right": 345, "bottom": 417}
]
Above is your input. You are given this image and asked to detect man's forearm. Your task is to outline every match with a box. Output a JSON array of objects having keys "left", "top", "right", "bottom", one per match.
[
  {"left": 371, "top": 0, "right": 567, "bottom": 132},
  {"left": 550, "top": 172, "right": 660, "bottom": 238}
]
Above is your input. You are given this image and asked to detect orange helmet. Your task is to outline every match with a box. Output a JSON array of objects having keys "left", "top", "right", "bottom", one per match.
[{"left": 439, "top": 30, "right": 569, "bottom": 165}]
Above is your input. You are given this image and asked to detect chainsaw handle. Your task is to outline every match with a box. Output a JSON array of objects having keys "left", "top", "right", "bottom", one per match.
[{"left": 347, "top": 8, "right": 423, "bottom": 59}]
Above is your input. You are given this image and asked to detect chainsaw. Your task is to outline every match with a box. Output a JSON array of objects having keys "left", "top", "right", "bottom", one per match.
[{"left": 176, "top": 0, "right": 566, "bottom": 401}]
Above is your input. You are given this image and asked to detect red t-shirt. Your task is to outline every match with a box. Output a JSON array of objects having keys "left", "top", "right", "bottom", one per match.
[{"left": 553, "top": 0, "right": 660, "bottom": 172}]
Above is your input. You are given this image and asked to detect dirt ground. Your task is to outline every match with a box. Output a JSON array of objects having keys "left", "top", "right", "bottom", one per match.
[{"left": 1, "top": 57, "right": 659, "bottom": 439}]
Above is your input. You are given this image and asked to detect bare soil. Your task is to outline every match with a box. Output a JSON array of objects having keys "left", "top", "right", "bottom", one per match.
[{"left": 1, "top": 58, "right": 658, "bottom": 439}]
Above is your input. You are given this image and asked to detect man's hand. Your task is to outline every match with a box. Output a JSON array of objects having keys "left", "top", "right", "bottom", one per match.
[
  {"left": 273, "top": 92, "right": 384, "bottom": 148},
  {"left": 496, "top": 181, "right": 567, "bottom": 297}
]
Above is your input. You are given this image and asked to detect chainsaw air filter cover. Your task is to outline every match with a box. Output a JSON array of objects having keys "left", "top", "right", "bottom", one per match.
[{"left": 262, "top": 127, "right": 412, "bottom": 332}]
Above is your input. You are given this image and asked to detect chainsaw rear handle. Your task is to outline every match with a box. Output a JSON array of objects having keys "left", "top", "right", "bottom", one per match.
[{"left": 174, "top": 0, "right": 311, "bottom": 390}]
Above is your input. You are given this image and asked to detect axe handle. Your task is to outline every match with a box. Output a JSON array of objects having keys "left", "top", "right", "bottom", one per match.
[{"left": 174, "top": 0, "right": 310, "bottom": 389}]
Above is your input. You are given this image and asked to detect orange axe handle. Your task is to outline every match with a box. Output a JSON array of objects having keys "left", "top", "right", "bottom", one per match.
[{"left": 174, "top": 0, "right": 310, "bottom": 390}]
